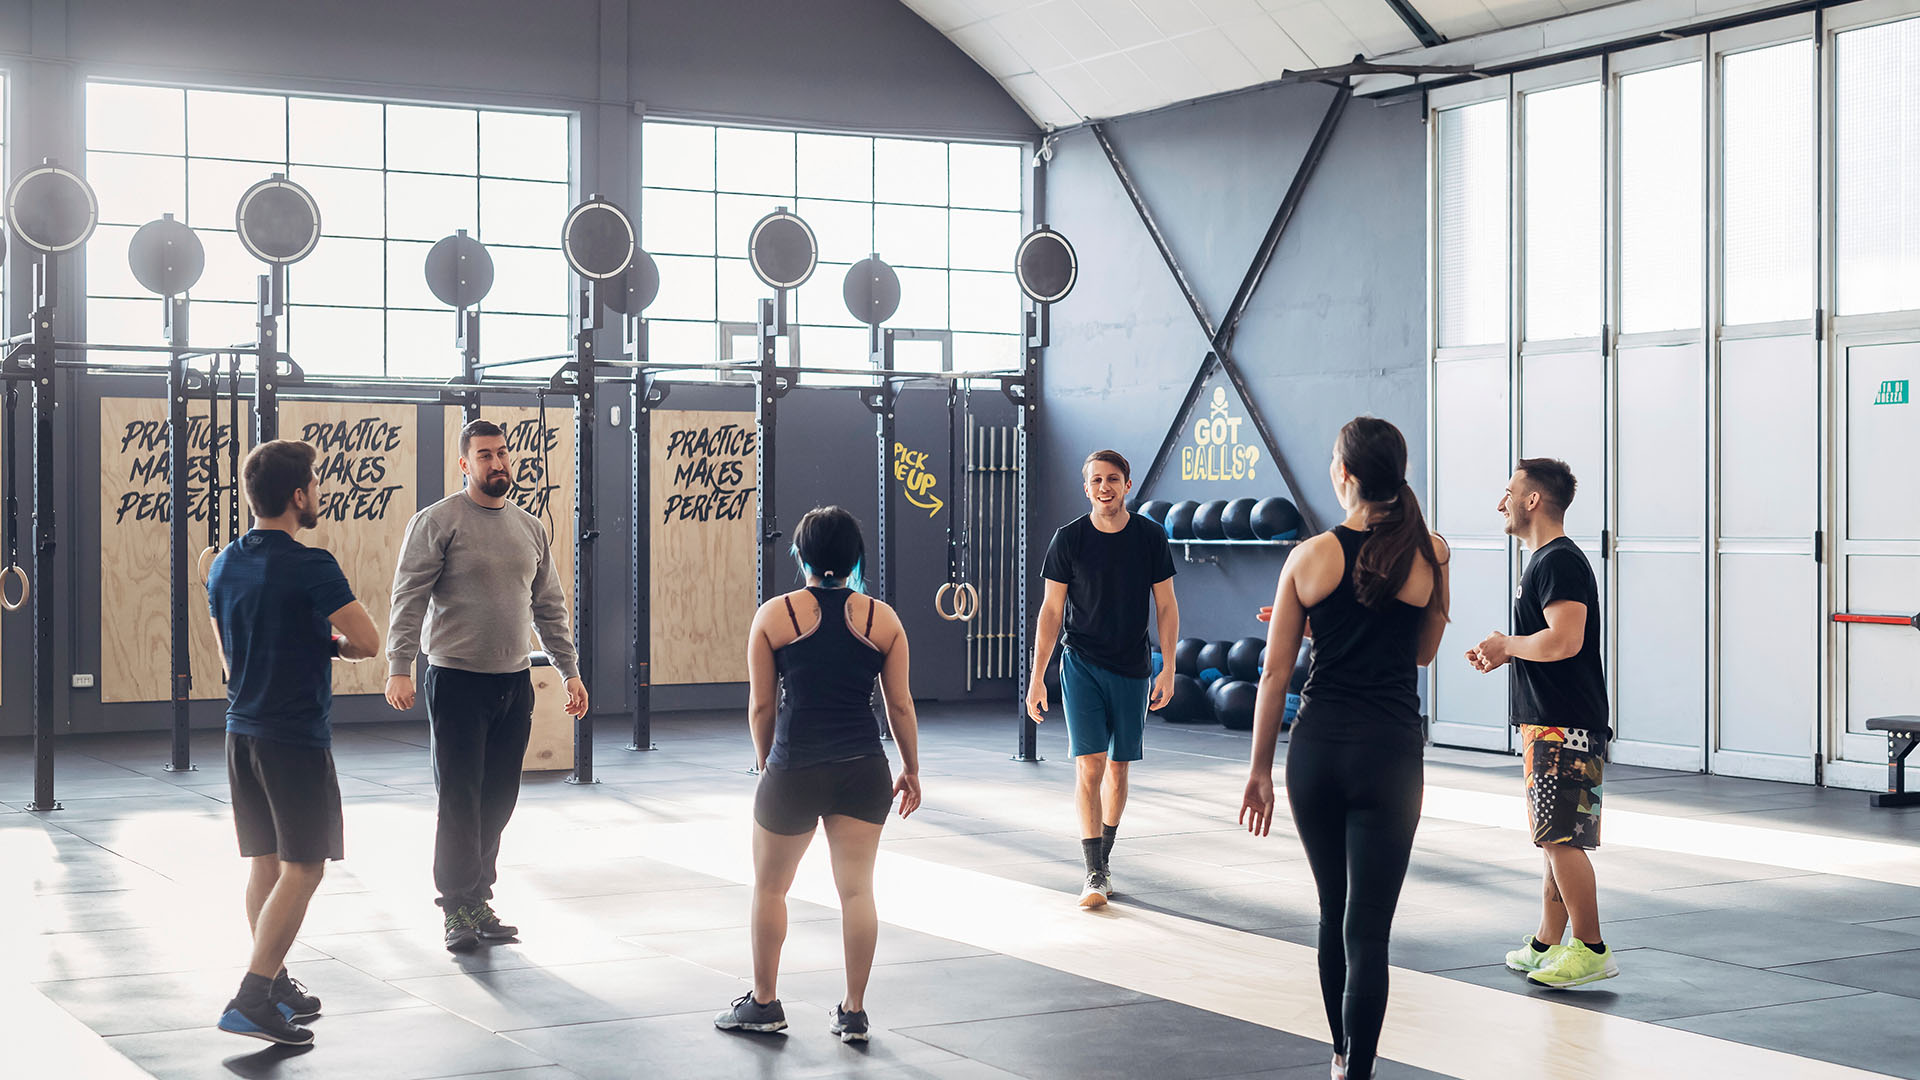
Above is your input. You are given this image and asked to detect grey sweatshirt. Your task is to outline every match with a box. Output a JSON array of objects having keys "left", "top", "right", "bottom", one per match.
[{"left": 387, "top": 491, "right": 580, "bottom": 680}]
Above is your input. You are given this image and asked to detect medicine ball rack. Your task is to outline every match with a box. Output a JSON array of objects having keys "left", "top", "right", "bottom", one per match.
[{"left": 3, "top": 159, "right": 1073, "bottom": 808}]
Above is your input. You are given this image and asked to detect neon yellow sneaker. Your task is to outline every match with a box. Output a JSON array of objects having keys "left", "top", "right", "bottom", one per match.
[
  {"left": 1504, "top": 935, "right": 1562, "bottom": 973},
  {"left": 1527, "top": 939, "right": 1619, "bottom": 988}
]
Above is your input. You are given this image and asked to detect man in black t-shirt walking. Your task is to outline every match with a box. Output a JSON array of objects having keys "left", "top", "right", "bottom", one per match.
[
  {"left": 1028, "top": 450, "right": 1179, "bottom": 908},
  {"left": 1467, "top": 457, "right": 1618, "bottom": 988}
]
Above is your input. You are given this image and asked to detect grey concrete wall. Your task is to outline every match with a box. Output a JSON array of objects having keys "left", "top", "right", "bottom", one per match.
[
  {"left": 1033, "top": 86, "right": 1428, "bottom": 651},
  {"left": 0, "top": 0, "right": 1033, "bottom": 741}
]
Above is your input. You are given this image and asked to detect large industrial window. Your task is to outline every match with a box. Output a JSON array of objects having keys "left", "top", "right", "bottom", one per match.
[
  {"left": 639, "top": 120, "right": 1025, "bottom": 383},
  {"left": 1435, "top": 100, "right": 1507, "bottom": 348},
  {"left": 1619, "top": 62, "right": 1702, "bottom": 334},
  {"left": 82, "top": 82, "right": 572, "bottom": 376},
  {"left": 1721, "top": 40, "right": 1813, "bottom": 325},
  {"left": 1521, "top": 82, "right": 1603, "bottom": 342},
  {"left": 1835, "top": 16, "right": 1920, "bottom": 316}
]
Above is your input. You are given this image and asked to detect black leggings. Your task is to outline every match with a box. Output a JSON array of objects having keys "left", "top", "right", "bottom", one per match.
[{"left": 1285, "top": 734, "right": 1423, "bottom": 1078}]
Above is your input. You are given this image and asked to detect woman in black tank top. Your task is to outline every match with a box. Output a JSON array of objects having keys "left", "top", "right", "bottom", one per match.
[
  {"left": 1238, "top": 419, "right": 1450, "bottom": 1080},
  {"left": 713, "top": 507, "right": 922, "bottom": 1044}
]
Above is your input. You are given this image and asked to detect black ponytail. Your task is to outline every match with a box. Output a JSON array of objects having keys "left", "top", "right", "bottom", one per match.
[{"left": 1335, "top": 419, "right": 1441, "bottom": 610}]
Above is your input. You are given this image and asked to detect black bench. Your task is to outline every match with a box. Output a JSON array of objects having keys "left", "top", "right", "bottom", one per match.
[{"left": 1866, "top": 716, "right": 1920, "bottom": 808}]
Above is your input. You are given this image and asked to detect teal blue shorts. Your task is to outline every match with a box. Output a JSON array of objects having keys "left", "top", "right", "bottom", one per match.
[{"left": 1061, "top": 649, "right": 1148, "bottom": 761}]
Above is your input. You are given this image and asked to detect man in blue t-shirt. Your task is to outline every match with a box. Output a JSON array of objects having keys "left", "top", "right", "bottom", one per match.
[{"left": 207, "top": 440, "right": 379, "bottom": 1046}]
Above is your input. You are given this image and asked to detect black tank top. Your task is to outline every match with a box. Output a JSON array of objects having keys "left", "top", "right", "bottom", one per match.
[
  {"left": 1293, "top": 526, "right": 1425, "bottom": 746},
  {"left": 768, "top": 587, "right": 887, "bottom": 769}
]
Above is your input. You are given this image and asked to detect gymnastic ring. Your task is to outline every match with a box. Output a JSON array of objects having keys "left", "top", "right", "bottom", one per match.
[
  {"left": 0, "top": 564, "right": 27, "bottom": 612},
  {"left": 934, "top": 582, "right": 959, "bottom": 621},
  {"left": 952, "top": 583, "right": 979, "bottom": 622},
  {"left": 197, "top": 545, "right": 219, "bottom": 585}
]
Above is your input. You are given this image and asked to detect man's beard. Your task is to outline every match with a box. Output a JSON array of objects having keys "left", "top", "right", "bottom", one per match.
[
  {"left": 1504, "top": 507, "right": 1528, "bottom": 535},
  {"left": 297, "top": 506, "right": 319, "bottom": 530},
  {"left": 479, "top": 473, "right": 512, "bottom": 497}
]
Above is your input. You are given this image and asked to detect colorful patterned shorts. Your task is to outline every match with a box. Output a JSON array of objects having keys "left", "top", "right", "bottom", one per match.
[{"left": 1521, "top": 725, "right": 1603, "bottom": 850}]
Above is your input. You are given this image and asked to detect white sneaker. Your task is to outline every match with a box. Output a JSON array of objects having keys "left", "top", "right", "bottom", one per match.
[
  {"left": 1505, "top": 934, "right": 1563, "bottom": 973},
  {"left": 1078, "top": 869, "right": 1110, "bottom": 908}
]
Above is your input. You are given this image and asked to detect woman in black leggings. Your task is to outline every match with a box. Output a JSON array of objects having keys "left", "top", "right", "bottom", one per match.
[{"left": 1240, "top": 418, "right": 1449, "bottom": 1080}]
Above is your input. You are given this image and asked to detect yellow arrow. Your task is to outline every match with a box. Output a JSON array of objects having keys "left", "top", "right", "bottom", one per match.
[{"left": 905, "top": 487, "right": 944, "bottom": 516}]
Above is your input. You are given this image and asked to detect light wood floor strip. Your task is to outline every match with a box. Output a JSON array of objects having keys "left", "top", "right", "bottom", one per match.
[{"left": 641, "top": 821, "right": 1899, "bottom": 1080}]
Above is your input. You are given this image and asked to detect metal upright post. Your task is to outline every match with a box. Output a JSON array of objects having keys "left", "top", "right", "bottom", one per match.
[
  {"left": 755, "top": 295, "right": 782, "bottom": 605},
  {"left": 867, "top": 328, "right": 898, "bottom": 740},
  {"left": 255, "top": 270, "right": 284, "bottom": 442},
  {"left": 165, "top": 297, "right": 194, "bottom": 773},
  {"left": 627, "top": 322, "right": 655, "bottom": 753},
  {"left": 1014, "top": 306, "right": 1041, "bottom": 763},
  {"left": 566, "top": 291, "right": 599, "bottom": 785},
  {"left": 28, "top": 258, "right": 61, "bottom": 811},
  {"left": 459, "top": 307, "right": 481, "bottom": 426}
]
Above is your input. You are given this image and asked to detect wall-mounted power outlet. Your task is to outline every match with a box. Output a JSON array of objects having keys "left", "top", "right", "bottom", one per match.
[{"left": 71, "top": 674, "right": 96, "bottom": 689}]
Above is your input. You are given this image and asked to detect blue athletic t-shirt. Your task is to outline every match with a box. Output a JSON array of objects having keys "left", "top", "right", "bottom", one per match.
[{"left": 207, "top": 530, "right": 356, "bottom": 748}]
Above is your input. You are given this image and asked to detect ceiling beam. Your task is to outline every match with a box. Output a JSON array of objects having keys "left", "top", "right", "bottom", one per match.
[{"left": 1382, "top": 0, "right": 1448, "bottom": 48}]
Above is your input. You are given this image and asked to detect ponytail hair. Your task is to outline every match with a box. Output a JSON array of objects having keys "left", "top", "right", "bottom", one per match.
[{"left": 1335, "top": 418, "right": 1442, "bottom": 610}]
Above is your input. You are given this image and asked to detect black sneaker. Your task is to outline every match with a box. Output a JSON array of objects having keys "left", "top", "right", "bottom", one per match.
[
  {"left": 444, "top": 906, "right": 480, "bottom": 953},
  {"left": 271, "top": 971, "right": 321, "bottom": 1022},
  {"left": 218, "top": 997, "right": 314, "bottom": 1046},
  {"left": 829, "top": 1004, "right": 870, "bottom": 1043},
  {"left": 713, "top": 991, "right": 787, "bottom": 1033},
  {"left": 473, "top": 902, "right": 518, "bottom": 941}
]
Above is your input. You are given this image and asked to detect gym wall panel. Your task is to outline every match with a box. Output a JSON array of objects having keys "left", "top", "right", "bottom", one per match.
[
  {"left": 1719, "top": 336, "right": 1817, "bottom": 540},
  {"left": 650, "top": 408, "right": 757, "bottom": 686},
  {"left": 441, "top": 406, "right": 577, "bottom": 659},
  {"left": 1716, "top": 553, "right": 1816, "bottom": 761},
  {"left": 1617, "top": 345, "right": 1703, "bottom": 539},
  {"left": 1614, "top": 551, "right": 1705, "bottom": 750},
  {"left": 1843, "top": 342, "right": 1920, "bottom": 541},
  {"left": 1433, "top": 355, "right": 1508, "bottom": 539},
  {"left": 1431, "top": 544, "right": 1511, "bottom": 749},
  {"left": 98, "top": 396, "right": 251, "bottom": 703},
  {"left": 276, "top": 402, "right": 420, "bottom": 699},
  {"left": 1841, "top": 557, "right": 1920, "bottom": 739},
  {"left": 1519, "top": 350, "right": 1604, "bottom": 542}
]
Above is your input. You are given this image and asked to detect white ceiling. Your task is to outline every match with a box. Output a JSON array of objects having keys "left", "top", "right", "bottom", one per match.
[{"left": 902, "top": 0, "right": 1631, "bottom": 127}]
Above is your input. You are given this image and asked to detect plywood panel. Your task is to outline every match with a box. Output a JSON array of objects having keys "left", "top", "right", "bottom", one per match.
[
  {"left": 281, "top": 402, "right": 420, "bottom": 697},
  {"left": 442, "top": 406, "right": 576, "bottom": 652},
  {"left": 99, "top": 396, "right": 250, "bottom": 703},
  {"left": 651, "top": 410, "right": 757, "bottom": 684},
  {"left": 523, "top": 661, "right": 573, "bottom": 772}
]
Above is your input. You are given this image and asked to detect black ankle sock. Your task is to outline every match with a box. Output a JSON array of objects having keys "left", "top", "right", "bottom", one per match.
[
  {"left": 1100, "top": 823, "right": 1117, "bottom": 869},
  {"left": 1081, "top": 837, "right": 1103, "bottom": 874},
  {"left": 1530, "top": 937, "right": 1554, "bottom": 953},
  {"left": 236, "top": 971, "right": 273, "bottom": 1007},
  {"left": 1580, "top": 938, "right": 1605, "bottom": 953}
]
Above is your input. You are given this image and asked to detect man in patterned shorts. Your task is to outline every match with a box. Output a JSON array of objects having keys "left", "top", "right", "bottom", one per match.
[{"left": 1469, "top": 458, "right": 1618, "bottom": 988}]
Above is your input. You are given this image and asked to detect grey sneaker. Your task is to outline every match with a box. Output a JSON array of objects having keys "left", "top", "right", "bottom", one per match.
[
  {"left": 714, "top": 992, "right": 787, "bottom": 1033},
  {"left": 829, "top": 1004, "right": 870, "bottom": 1043},
  {"left": 1078, "top": 869, "right": 1110, "bottom": 908}
]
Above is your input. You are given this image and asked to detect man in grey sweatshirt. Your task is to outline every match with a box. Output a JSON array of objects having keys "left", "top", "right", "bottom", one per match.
[{"left": 386, "top": 419, "right": 588, "bottom": 952}]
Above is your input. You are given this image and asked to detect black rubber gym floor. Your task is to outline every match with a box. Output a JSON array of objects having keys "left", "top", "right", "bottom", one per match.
[{"left": 4, "top": 705, "right": 1917, "bottom": 1079}]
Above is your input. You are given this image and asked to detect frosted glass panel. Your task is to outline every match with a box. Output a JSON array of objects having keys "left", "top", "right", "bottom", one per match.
[
  {"left": 1436, "top": 100, "right": 1507, "bottom": 348},
  {"left": 1722, "top": 41, "right": 1813, "bottom": 325},
  {"left": 1523, "top": 83, "right": 1602, "bottom": 341},
  {"left": 1619, "top": 63, "right": 1701, "bottom": 333},
  {"left": 1836, "top": 17, "right": 1920, "bottom": 315}
]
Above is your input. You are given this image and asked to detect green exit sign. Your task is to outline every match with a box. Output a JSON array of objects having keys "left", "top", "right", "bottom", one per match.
[{"left": 1876, "top": 379, "right": 1909, "bottom": 405}]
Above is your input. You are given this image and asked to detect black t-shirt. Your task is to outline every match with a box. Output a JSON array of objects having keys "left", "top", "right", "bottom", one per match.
[
  {"left": 1042, "top": 513, "right": 1176, "bottom": 678},
  {"left": 1510, "top": 536, "right": 1610, "bottom": 739}
]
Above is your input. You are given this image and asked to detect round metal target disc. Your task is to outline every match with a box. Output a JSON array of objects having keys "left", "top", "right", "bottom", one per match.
[
  {"left": 1016, "top": 227, "right": 1077, "bottom": 304},
  {"left": 6, "top": 165, "right": 100, "bottom": 254},
  {"left": 601, "top": 249, "right": 660, "bottom": 315},
  {"left": 842, "top": 256, "right": 900, "bottom": 326},
  {"left": 235, "top": 177, "right": 321, "bottom": 264},
  {"left": 424, "top": 233, "right": 495, "bottom": 308},
  {"left": 562, "top": 200, "right": 635, "bottom": 280},
  {"left": 748, "top": 210, "right": 817, "bottom": 290},
  {"left": 128, "top": 217, "right": 206, "bottom": 296}
]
